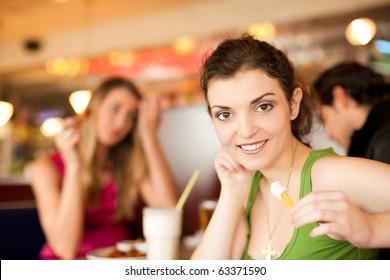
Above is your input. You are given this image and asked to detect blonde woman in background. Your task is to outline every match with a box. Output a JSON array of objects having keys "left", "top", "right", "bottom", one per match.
[{"left": 31, "top": 77, "right": 177, "bottom": 259}]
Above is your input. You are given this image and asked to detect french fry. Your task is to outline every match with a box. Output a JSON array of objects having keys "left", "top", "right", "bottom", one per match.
[
  {"left": 76, "top": 108, "right": 90, "bottom": 121},
  {"left": 280, "top": 192, "right": 294, "bottom": 208},
  {"left": 270, "top": 181, "right": 294, "bottom": 208}
]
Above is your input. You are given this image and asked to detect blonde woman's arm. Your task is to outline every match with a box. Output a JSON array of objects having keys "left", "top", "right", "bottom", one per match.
[
  {"left": 31, "top": 118, "right": 84, "bottom": 259},
  {"left": 137, "top": 93, "right": 177, "bottom": 207},
  {"left": 291, "top": 156, "right": 390, "bottom": 248}
]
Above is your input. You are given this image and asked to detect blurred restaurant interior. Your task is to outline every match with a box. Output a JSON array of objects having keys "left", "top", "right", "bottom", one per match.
[{"left": 0, "top": 0, "right": 390, "bottom": 259}]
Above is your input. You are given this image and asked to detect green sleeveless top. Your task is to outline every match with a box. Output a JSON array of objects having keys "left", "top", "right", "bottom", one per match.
[{"left": 242, "top": 148, "right": 378, "bottom": 260}]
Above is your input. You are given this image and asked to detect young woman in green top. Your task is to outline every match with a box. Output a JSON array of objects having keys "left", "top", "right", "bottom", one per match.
[{"left": 191, "top": 35, "right": 390, "bottom": 260}]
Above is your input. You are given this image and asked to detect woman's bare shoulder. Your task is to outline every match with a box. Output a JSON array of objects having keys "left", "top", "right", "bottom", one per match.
[
  {"left": 31, "top": 154, "right": 60, "bottom": 188},
  {"left": 32, "top": 154, "right": 56, "bottom": 173},
  {"left": 312, "top": 154, "right": 390, "bottom": 191},
  {"left": 314, "top": 154, "right": 387, "bottom": 171}
]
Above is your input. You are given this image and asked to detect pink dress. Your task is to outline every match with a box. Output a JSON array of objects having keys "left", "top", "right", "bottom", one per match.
[{"left": 39, "top": 153, "right": 130, "bottom": 259}]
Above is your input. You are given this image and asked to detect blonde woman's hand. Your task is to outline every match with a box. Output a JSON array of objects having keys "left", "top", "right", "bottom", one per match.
[
  {"left": 55, "top": 117, "right": 82, "bottom": 167},
  {"left": 214, "top": 149, "right": 253, "bottom": 196},
  {"left": 290, "top": 190, "right": 373, "bottom": 248},
  {"left": 137, "top": 92, "right": 161, "bottom": 141}
]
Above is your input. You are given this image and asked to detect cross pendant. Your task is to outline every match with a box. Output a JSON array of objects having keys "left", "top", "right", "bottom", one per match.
[{"left": 261, "top": 239, "right": 277, "bottom": 260}]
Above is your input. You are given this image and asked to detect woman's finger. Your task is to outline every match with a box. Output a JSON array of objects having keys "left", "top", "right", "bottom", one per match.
[
  {"left": 219, "top": 150, "right": 242, "bottom": 172},
  {"left": 291, "top": 190, "right": 347, "bottom": 212},
  {"left": 308, "top": 222, "right": 346, "bottom": 238},
  {"left": 61, "top": 129, "right": 73, "bottom": 140},
  {"left": 292, "top": 207, "right": 341, "bottom": 228},
  {"left": 291, "top": 198, "right": 349, "bottom": 219},
  {"left": 215, "top": 151, "right": 238, "bottom": 173},
  {"left": 62, "top": 116, "right": 80, "bottom": 129}
]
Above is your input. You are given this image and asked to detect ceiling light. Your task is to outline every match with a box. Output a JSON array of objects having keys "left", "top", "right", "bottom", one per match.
[
  {"left": 174, "top": 36, "right": 196, "bottom": 55},
  {"left": 345, "top": 18, "right": 377, "bottom": 46},
  {"left": 69, "top": 90, "right": 91, "bottom": 115},
  {"left": 40, "top": 117, "right": 63, "bottom": 138},
  {"left": 0, "top": 101, "right": 14, "bottom": 127}
]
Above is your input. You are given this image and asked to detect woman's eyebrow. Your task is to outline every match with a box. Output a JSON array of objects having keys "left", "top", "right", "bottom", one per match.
[
  {"left": 249, "top": 92, "right": 275, "bottom": 105},
  {"left": 210, "top": 105, "right": 231, "bottom": 110},
  {"left": 210, "top": 92, "right": 275, "bottom": 110}
]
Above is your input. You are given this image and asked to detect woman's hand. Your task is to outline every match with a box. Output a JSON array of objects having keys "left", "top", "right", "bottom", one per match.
[
  {"left": 137, "top": 92, "right": 161, "bottom": 142},
  {"left": 290, "top": 191, "right": 373, "bottom": 248},
  {"left": 55, "top": 117, "right": 82, "bottom": 167},
  {"left": 214, "top": 150, "right": 253, "bottom": 195}
]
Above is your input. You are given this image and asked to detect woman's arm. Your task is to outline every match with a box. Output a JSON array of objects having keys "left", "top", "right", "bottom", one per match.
[
  {"left": 291, "top": 156, "right": 390, "bottom": 248},
  {"left": 31, "top": 118, "right": 84, "bottom": 259},
  {"left": 137, "top": 93, "right": 177, "bottom": 207},
  {"left": 191, "top": 150, "right": 252, "bottom": 259}
]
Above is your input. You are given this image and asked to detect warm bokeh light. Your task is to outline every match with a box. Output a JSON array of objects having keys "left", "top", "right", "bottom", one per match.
[
  {"left": 69, "top": 90, "right": 92, "bottom": 114},
  {"left": 345, "top": 18, "right": 377, "bottom": 46},
  {"left": 249, "top": 22, "right": 276, "bottom": 40},
  {"left": 0, "top": 101, "right": 14, "bottom": 127},
  {"left": 66, "top": 58, "right": 82, "bottom": 77},
  {"left": 46, "top": 57, "right": 68, "bottom": 76},
  {"left": 46, "top": 57, "right": 89, "bottom": 76},
  {"left": 174, "top": 36, "right": 197, "bottom": 55},
  {"left": 108, "top": 51, "right": 135, "bottom": 66},
  {"left": 40, "top": 117, "right": 63, "bottom": 137}
]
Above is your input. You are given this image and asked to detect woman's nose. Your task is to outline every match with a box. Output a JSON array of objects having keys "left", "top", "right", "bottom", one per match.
[
  {"left": 237, "top": 114, "right": 258, "bottom": 138},
  {"left": 114, "top": 114, "right": 131, "bottom": 130}
]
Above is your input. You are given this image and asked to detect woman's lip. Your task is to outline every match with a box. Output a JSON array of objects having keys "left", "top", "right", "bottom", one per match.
[{"left": 238, "top": 140, "right": 267, "bottom": 154}]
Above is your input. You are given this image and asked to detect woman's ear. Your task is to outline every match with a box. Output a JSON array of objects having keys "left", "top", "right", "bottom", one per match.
[
  {"left": 290, "top": 87, "right": 303, "bottom": 120},
  {"left": 332, "top": 85, "right": 352, "bottom": 110}
]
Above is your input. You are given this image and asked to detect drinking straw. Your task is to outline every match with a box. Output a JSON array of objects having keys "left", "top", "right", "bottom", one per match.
[{"left": 175, "top": 169, "right": 200, "bottom": 210}]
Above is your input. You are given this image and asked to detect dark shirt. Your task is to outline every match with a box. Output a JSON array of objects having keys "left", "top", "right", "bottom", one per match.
[
  {"left": 365, "top": 122, "right": 390, "bottom": 164},
  {"left": 348, "top": 100, "right": 390, "bottom": 163}
]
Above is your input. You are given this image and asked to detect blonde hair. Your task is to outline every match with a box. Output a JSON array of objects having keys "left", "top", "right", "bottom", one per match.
[{"left": 79, "top": 77, "right": 147, "bottom": 221}]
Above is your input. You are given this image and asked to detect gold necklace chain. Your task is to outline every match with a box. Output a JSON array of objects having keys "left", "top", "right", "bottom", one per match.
[{"left": 262, "top": 141, "right": 298, "bottom": 260}]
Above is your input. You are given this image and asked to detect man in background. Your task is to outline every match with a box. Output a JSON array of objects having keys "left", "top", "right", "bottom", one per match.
[{"left": 314, "top": 62, "right": 390, "bottom": 163}]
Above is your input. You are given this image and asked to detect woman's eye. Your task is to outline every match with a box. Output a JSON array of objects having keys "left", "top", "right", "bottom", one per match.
[
  {"left": 109, "top": 106, "right": 119, "bottom": 113},
  {"left": 127, "top": 112, "right": 137, "bottom": 121},
  {"left": 256, "top": 103, "right": 273, "bottom": 112},
  {"left": 216, "top": 111, "right": 231, "bottom": 121}
]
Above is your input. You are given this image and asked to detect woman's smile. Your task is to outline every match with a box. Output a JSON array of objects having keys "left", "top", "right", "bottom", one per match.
[{"left": 238, "top": 140, "right": 268, "bottom": 155}]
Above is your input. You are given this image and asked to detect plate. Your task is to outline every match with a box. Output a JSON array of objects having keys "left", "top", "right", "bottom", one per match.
[
  {"left": 116, "top": 240, "right": 147, "bottom": 253},
  {"left": 86, "top": 244, "right": 146, "bottom": 260}
]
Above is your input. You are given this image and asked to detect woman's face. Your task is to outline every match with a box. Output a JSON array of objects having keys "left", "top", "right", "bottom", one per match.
[
  {"left": 95, "top": 87, "right": 139, "bottom": 147},
  {"left": 208, "top": 69, "right": 300, "bottom": 171}
]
